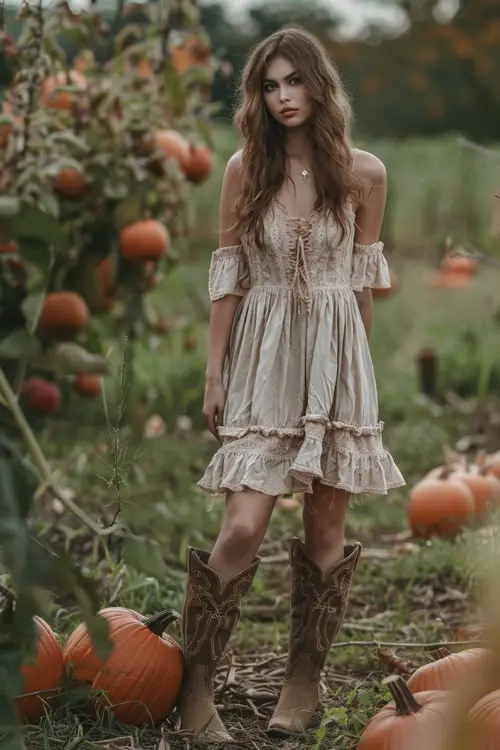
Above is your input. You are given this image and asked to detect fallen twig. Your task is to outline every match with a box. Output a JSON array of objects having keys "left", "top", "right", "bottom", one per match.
[{"left": 332, "top": 638, "right": 485, "bottom": 650}]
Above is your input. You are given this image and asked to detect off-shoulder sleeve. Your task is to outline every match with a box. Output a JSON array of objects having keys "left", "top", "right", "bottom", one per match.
[
  {"left": 351, "top": 241, "right": 391, "bottom": 292},
  {"left": 208, "top": 245, "right": 250, "bottom": 302}
]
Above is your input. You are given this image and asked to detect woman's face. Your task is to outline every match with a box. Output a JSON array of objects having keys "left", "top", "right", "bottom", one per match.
[{"left": 263, "top": 55, "right": 313, "bottom": 129}]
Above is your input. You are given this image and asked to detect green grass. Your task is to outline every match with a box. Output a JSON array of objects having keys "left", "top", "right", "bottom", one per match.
[
  {"left": 190, "top": 124, "right": 500, "bottom": 260},
  {"left": 12, "top": 130, "right": 500, "bottom": 748}
]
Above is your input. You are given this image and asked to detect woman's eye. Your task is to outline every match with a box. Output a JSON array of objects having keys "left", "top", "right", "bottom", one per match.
[
  {"left": 290, "top": 77, "right": 302, "bottom": 85},
  {"left": 264, "top": 83, "right": 275, "bottom": 92}
]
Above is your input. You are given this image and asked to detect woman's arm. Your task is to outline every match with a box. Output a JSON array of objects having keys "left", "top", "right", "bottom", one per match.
[
  {"left": 351, "top": 152, "right": 388, "bottom": 341},
  {"left": 204, "top": 151, "right": 245, "bottom": 437},
  {"left": 205, "top": 150, "right": 244, "bottom": 382}
]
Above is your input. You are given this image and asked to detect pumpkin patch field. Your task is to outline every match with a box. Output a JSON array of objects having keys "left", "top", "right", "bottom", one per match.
[
  {"left": 0, "top": 125, "right": 499, "bottom": 750},
  {"left": 3, "top": 5, "right": 500, "bottom": 749}
]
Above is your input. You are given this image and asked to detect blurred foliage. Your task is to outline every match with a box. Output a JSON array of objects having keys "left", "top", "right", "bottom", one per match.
[
  {"left": 5, "top": 0, "right": 499, "bottom": 139},
  {"left": 0, "top": 0, "right": 218, "bottom": 743}
]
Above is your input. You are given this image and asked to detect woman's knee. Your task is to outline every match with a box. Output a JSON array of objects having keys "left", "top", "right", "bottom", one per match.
[
  {"left": 220, "top": 490, "right": 275, "bottom": 552},
  {"left": 303, "top": 487, "right": 350, "bottom": 537}
]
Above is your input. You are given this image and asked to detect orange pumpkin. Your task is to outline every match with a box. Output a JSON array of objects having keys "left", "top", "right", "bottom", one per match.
[
  {"left": 0, "top": 101, "right": 22, "bottom": 147},
  {"left": 171, "top": 35, "right": 211, "bottom": 73},
  {"left": 0, "top": 121, "right": 13, "bottom": 148},
  {"left": 63, "top": 606, "right": 139, "bottom": 683},
  {"left": 137, "top": 58, "right": 153, "bottom": 79},
  {"left": 427, "top": 269, "right": 471, "bottom": 289},
  {"left": 357, "top": 675, "right": 450, "bottom": 750},
  {"left": 54, "top": 167, "right": 88, "bottom": 200},
  {"left": 0, "top": 240, "right": 18, "bottom": 254},
  {"left": 42, "top": 70, "right": 87, "bottom": 111},
  {"left": 95, "top": 256, "right": 117, "bottom": 311},
  {"left": 152, "top": 129, "right": 190, "bottom": 174},
  {"left": 467, "top": 688, "right": 500, "bottom": 749},
  {"left": 407, "top": 477, "right": 475, "bottom": 538},
  {"left": 452, "top": 472, "right": 500, "bottom": 517},
  {"left": 119, "top": 219, "right": 170, "bottom": 262},
  {"left": 408, "top": 648, "right": 490, "bottom": 693},
  {"left": 442, "top": 253, "right": 477, "bottom": 276},
  {"left": 22, "top": 378, "right": 61, "bottom": 415},
  {"left": 74, "top": 374, "right": 101, "bottom": 398},
  {"left": 183, "top": 143, "right": 214, "bottom": 184},
  {"left": 64, "top": 608, "right": 183, "bottom": 726},
  {"left": 17, "top": 617, "right": 65, "bottom": 723},
  {"left": 37, "top": 291, "right": 89, "bottom": 339}
]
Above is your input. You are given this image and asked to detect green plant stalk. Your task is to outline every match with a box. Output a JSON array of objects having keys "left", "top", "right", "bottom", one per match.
[
  {"left": 0, "top": 367, "right": 115, "bottom": 536},
  {"left": 477, "top": 351, "right": 494, "bottom": 400}
]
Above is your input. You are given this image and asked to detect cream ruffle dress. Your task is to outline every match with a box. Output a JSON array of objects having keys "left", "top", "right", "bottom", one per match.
[{"left": 198, "top": 199, "right": 405, "bottom": 497}]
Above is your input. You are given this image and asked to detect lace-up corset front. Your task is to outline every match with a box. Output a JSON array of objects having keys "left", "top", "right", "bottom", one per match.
[{"left": 246, "top": 201, "right": 355, "bottom": 313}]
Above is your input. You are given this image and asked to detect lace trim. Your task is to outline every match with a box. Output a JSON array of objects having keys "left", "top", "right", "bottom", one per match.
[
  {"left": 208, "top": 245, "right": 250, "bottom": 301},
  {"left": 211, "top": 245, "right": 244, "bottom": 260},
  {"left": 219, "top": 426, "right": 304, "bottom": 438},
  {"left": 297, "top": 414, "right": 384, "bottom": 435},
  {"left": 218, "top": 418, "right": 383, "bottom": 440},
  {"left": 198, "top": 432, "right": 406, "bottom": 496},
  {"left": 351, "top": 241, "right": 390, "bottom": 292},
  {"left": 353, "top": 241, "right": 384, "bottom": 255}
]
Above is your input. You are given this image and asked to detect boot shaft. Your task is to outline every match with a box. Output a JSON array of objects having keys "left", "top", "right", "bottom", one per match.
[
  {"left": 286, "top": 538, "right": 361, "bottom": 682},
  {"left": 182, "top": 548, "right": 260, "bottom": 675}
]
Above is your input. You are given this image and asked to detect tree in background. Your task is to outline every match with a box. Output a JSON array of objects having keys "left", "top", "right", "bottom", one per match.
[
  {"left": 199, "top": 0, "right": 500, "bottom": 142},
  {"left": 3, "top": 0, "right": 500, "bottom": 139}
]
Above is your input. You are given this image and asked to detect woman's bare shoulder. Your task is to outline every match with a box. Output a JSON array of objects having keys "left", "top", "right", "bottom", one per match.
[
  {"left": 352, "top": 149, "right": 387, "bottom": 188},
  {"left": 226, "top": 149, "right": 243, "bottom": 174}
]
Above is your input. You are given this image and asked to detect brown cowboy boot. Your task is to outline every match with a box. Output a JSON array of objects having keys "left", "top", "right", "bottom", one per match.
[
  {"left": 177, "top": 547, "right": 260, "bottom": 744},
  {"left": 267, "top": 537, "right": 362, "bottom": 736}
]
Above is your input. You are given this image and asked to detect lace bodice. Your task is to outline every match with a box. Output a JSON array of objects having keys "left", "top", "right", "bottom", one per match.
[{"left": 208, "top": 199, "right": 390, "bottom": 311}]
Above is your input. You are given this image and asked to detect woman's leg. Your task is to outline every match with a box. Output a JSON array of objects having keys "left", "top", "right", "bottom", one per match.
[
  {"left": 179, "top": 488, "right": 276, "bottom": 742},
  {"left": 302, "top": 483, "right": 350, "bottom": 568},
  {"left": 208, "top": 488, "right": 277, "bottom": 581},
  {"left": 268, "top": 482, "right": 362, "bottom": 737}
]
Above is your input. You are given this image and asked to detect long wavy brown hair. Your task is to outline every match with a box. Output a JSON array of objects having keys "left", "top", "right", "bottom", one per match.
[{"left": 234, "top": 25, "right": 361, "bottom": 248}]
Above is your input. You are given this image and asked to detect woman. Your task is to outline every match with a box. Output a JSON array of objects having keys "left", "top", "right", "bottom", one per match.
[{"left": 177, "top": 25, "right": 405, "bottom": 743}]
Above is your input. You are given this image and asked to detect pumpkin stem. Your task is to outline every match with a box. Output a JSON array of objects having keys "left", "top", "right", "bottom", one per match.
[
  {"left": 144, "top": 608, "right": 180, "bottom": 636},
  {"left": 428, "top": 646, "right": 452, "bottom": 661},
  {"left": 383, "top": 675, "right": 423, "bottom": 716}
]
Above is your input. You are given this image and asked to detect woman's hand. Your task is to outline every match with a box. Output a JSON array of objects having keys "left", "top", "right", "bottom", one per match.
[{"left": 203, "top": 377, "right": 226, "bottom": 439}]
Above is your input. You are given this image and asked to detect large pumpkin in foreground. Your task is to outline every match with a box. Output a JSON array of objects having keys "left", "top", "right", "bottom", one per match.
[
  {"left": 63, "top": 607, "right": 183, "bottom": 726},
  {"left": 468, "top": 689, "right": 500, "bottom": 750},
  {"left": 357, "top": 675, "right": 450, "bottom": 750},
  {"left": 62, "top": 606, "right": 138, "bottom": 683},
  {"left": 407, "top": 648, "right": 490, "bottom": 694},
  {"left": 18, "top": 617, "right": 65, "bottom": 723}
]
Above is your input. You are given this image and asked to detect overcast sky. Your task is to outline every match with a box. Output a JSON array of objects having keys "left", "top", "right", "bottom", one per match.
[
  {"left": 4, "top": 0, "right": 460, "bottom": 38},
  {"left": 199, "top": 0, "right": 406, "bottom": 37},
  {"left": 198, "top": 0, "right": 459, "bottom": 37}
]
